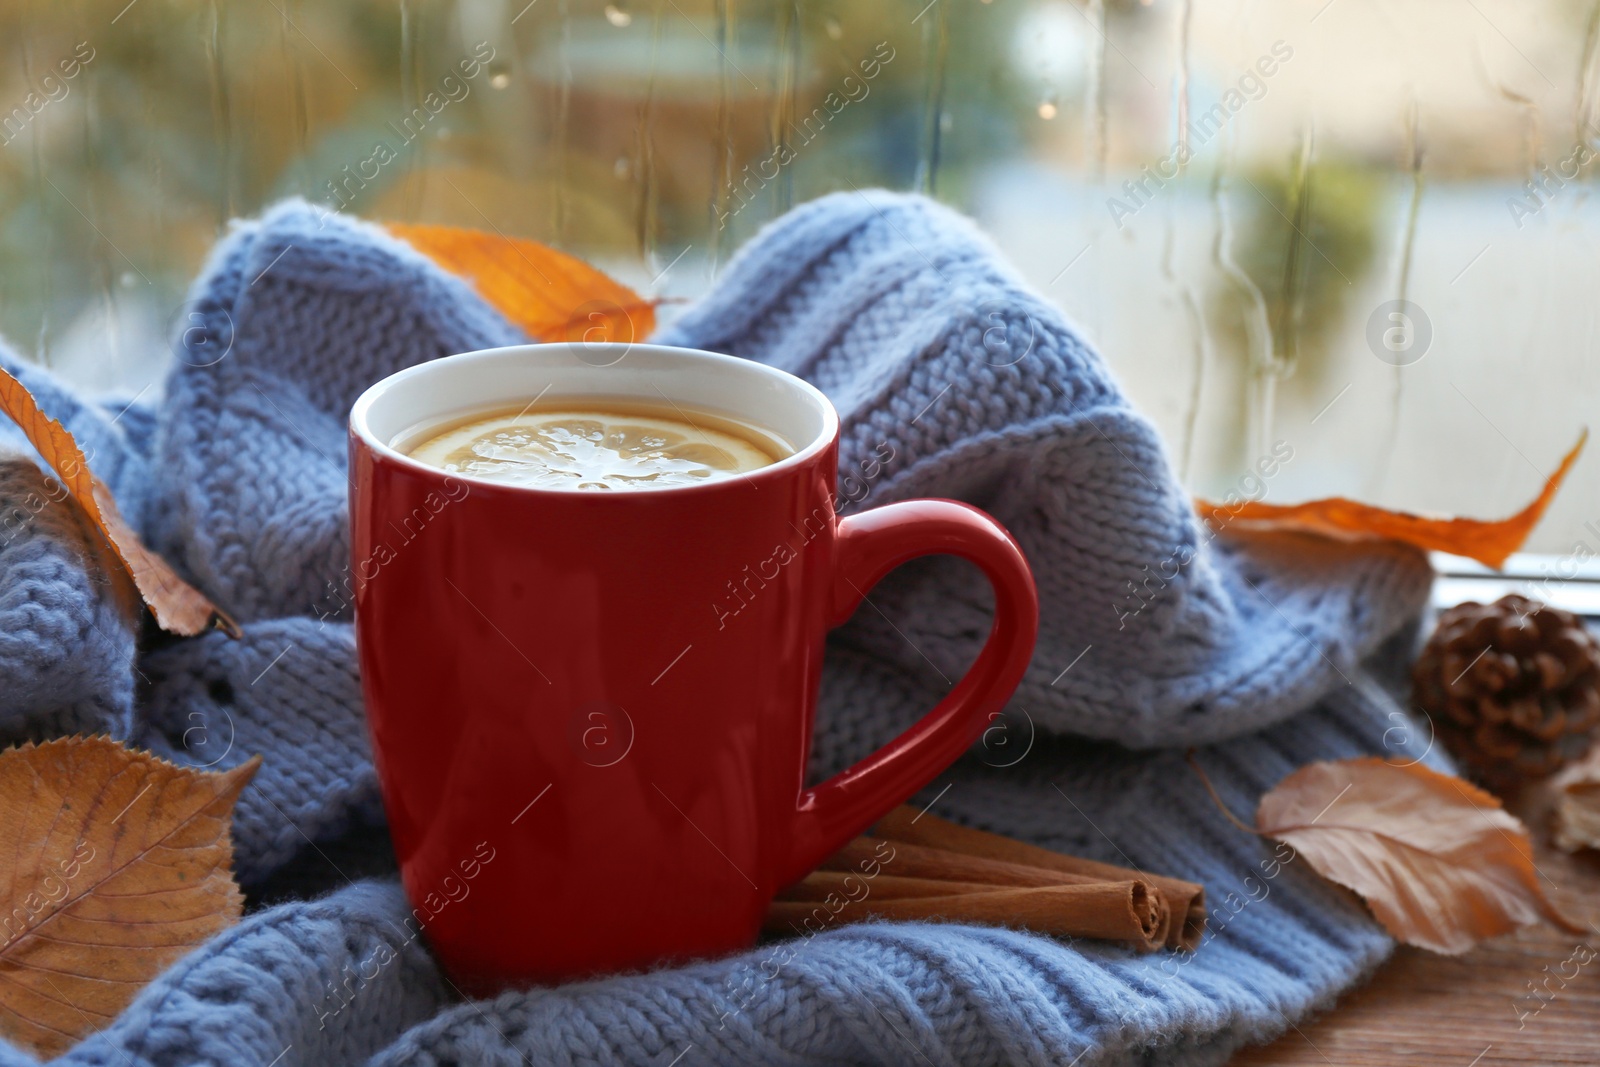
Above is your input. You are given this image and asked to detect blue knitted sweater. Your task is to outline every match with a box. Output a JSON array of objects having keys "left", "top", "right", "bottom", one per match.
[{"left": 0, "top": 192, "right": 1435, "bottom": 1066}]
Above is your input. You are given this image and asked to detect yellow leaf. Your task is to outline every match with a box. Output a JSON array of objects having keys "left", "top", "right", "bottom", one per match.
[
  {"left": 0, "top": 368, "right": 239, "bottom": 637},
  {"left": 0, "top": 737, "right": 259, "bottom": 1056},
  {"left": 1256, "top": 757, "right": 1583, "bottom": 954},
  {"left": 387, "top": 222, "right": 655, "bottom": 346},
  {"left": 1197, "top": 430, "right": 1586, "bottom": 569}
]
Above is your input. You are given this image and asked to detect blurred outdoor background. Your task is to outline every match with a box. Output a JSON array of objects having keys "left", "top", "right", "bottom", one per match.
[{"left": 0, "top": 0, "right": 1594, "bottom": 551}]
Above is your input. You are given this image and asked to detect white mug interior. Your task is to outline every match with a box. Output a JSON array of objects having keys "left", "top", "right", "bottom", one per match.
[{"left": 349, "top": 342, "right": 839, "bottom": 490}]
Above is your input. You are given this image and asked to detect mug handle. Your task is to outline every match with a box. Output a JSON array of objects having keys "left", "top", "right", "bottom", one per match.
[{"left": 775, "top": 498, "right": 1040, "bottom": 889}]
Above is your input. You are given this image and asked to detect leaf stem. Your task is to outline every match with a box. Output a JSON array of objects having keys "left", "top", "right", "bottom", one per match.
[{"left": 1185, "top": 749, "right": 1266, "bottom": 837}]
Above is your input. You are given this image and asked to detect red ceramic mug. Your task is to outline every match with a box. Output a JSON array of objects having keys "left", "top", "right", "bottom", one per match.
[{"left": 348, "top": 341, "right": 1039, "bottom": 990}]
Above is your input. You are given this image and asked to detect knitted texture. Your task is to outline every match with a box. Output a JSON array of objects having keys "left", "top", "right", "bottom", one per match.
[
  {"left": 658, "top": 192, "right": 1430, "bottom": 753},
  {"left": 0, "top": 193, "right": 1436, "bottom": 1066},
  {"left": 0, "top": 349, "right": 148, "bottom": 746}
]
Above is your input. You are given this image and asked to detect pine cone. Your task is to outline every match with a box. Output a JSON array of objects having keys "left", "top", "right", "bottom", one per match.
[{"left": 1413, "top": 594, "right": 1600, "bottom": 788}]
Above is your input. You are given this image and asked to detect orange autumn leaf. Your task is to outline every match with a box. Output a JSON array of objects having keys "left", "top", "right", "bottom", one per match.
[
  {"left": 388, "top": 222, "right": 655, "bottom": 346},
  {"left": 0, "top": 367, "right": 238, "bottom": 637},
  {"left": 1257, "top": 758, "right": 1583, "bottom": 954},
  {"left": 1197, "top": 430, "right": 1587, "bottom": 569}
]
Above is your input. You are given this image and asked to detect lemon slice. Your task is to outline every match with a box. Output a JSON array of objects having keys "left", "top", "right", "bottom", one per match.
[{"left": 409, "top": 410, "right": 774, "bottom": 490}]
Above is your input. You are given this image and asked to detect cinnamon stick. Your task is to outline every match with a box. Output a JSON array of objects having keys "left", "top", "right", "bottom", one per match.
[
  {"left": 872, "top": 805, "right": 1206, "bottom": 951},
  {"left": 766, "top": 881, "right": 1166, "bottom": 950},
  {"left": 782, "top": 870, "right": 999, "bottom": 901},
  {"left": 823, "top": 835, "right": 1113, "bottom": 887},
  {"left": 818, "top": 836, "right": 1172, "bottom": 947}
]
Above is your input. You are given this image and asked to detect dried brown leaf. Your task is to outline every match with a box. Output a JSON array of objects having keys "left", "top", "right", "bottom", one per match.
[
  {"left": 1550, "top": 746, "right": 1600, "bottom": 853},
  {"left": 0, "top": 737, "right": 259, "bottom": 1056},
  {"left": 0, "top": 368, "right": 238, "bottom": 637},
  {"left": 1257, "top": 757, "right": 1583, "bottom": 954},
  {"left": 1197, "top": 430, "right": 1586, "bottom": 568}
]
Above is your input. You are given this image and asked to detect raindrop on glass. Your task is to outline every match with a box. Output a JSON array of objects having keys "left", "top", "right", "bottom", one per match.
[
  {"left": 490, "top": 70, "right": 511, "bottom": 90},
  {"left": 1038, "top": 101, "right": 1058, "bottom": 120},
  {"left": 604, "top": 4, "right": 632, "bottom": 27}
]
